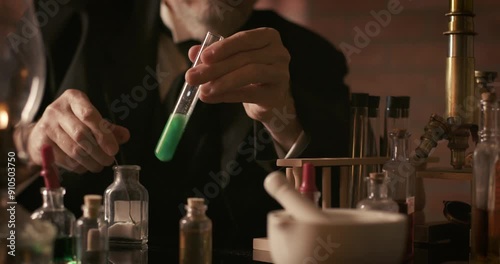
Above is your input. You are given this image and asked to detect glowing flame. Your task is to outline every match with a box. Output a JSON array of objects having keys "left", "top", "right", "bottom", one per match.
[{"left": 0, "top": 103, "right": 9, "bottom": 130}]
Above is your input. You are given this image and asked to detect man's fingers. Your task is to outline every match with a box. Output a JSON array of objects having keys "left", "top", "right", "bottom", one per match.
[
  {"left": 47, "top": 125, "right": 104, "bottom": 173},
  {"left": 68, "top": 92, "right": 119, "bottom": 156},
  {"left": 201, "top": 28, "right": 279, "bottom": 63},
  {"left": 188, "top": 45, "right": 202, "bottom": 62},
  {"left": 58, "top": 109, "right": 115, "bottom": 167},
  {"left": 186, "top": 47, "right": 284, "bottom": 85},
  {"left": 199, "top": 63, "right": 284, "bottom": 99},
  {"left": 112, "top": 125, "right": 130, "bottom": 144},
  {"left": 50, "top": 143, "right": 87, "bottom": 174}
]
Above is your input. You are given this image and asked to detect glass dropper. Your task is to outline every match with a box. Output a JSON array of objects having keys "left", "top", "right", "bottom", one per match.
[{"left": 155, "top": 31, "right": 224, "bottom": 162}]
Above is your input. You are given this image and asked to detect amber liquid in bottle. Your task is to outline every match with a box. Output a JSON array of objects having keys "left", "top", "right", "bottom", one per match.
[
  {"left": 179, "top": 229, "right": 212, "bottom": 264},
  {"left": 396, "top": 199, "right": 415, "bottom": 261},
  {"left": 471, "top": 160, "right": 500, "bottom": 261},
  {"left": 179, "top": 198, "right": 212, "bottom": 264}
]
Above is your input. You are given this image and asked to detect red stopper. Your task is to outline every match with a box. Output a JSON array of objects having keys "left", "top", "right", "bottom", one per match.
[
  {"left": 299, "top": 163, "right": 318, "bottom": 193},
  {"left": 41, "top": 144, "right": 60, "bottom": 189}
]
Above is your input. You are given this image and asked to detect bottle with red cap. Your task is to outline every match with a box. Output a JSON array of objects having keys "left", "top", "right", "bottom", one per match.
[
  {"left": 299, "top": 163, "right": 321, "bottom": 207},
  {"left": 31, "top": 144, "right": 76, "bottom": 263}
]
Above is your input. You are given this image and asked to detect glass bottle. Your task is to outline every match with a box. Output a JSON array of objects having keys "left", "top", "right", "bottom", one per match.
[
  {"left": 75, "top": 194, "right": 108, "bottom": 264},
  {"left": 179, "top": 197, "right": 212, "bottom": 264},
  {"left": 31, "top": 187, "right": 76, "bottom": 263},
  {"left": 471, "top": 92, "right": 500, "bottom": 262},
  {"left": 382, "top": 128, "right": 415, "bottom": 261},
  {"left": 356, "top": 172, "right": 399, "bottom": 212},
  {"left": 104, "top": 165, "right": 149, "bottom": 247},
  {"left": 108, "top": 244, "right": 148, "bottom": 264}
]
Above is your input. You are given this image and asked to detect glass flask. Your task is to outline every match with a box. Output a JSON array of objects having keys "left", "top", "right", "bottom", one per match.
[
  {"left": 75, "top": 194, "right": 108, "bottom": 264},
  {"left": 104, "top": 165, "right": 149, "bottom": 247},
  {"left": 179, "top": 197, "right": 212, "bottom": 264},
  {"left": 31, "top": 187, "right": 76, "bottom": 263},
  {"left": 356, "top": 172, "right": 398, "bottom": 213},
  {"left": 382, "top": 128, "right": 415, "bottom": 261},
  {"left": 471, "top": 92, "right": 500, "bottom": 262}
]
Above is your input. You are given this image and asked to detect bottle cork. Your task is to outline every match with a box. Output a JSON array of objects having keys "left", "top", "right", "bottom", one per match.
[
  {"left": 187, "top": 197, "right": 205, "bottom": 208},
  {"left": 84, "top": 194, "right": 102, "bottom": 218},
  {"left": 84, "top": 194, "right": 103, "bottom": 208},
  {"left": 369, "top": 172, "right": 387, "bottom": 183}
]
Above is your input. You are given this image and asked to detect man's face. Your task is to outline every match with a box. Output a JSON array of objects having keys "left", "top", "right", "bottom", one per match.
[{"left": 165, "top": 0, "right": 257, "bottom": 38}]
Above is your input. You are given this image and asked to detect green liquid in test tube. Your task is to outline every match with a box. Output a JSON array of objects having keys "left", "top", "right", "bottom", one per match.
[{"left": 155, "top": 32, "right": 224, "bottom": 161}]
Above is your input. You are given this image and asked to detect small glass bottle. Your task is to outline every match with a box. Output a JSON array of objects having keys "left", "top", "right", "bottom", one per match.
[
  {"left": 75, "top": 194, "right": 108, "bottom": 264},
  {"left": 471, "top": 92, "right": 500, "bottom": 262},
  {"left": 104, "top": 165, "right": 149, "bottom": 247},
  {"left": 31, "top": 144, "right": 76, "bottom": 263},
  {"left": 299, "top": 163, "right": 321, "bottom": 207},
  {"left": 31, "top": 187, "right": 76, "bottom": 263},
  {"left": 179, "top": 197, "right": 212, "bottom": 264},
  {"left": 356, "top": 172, "right": 398, "bottom": 213},
  {"left": 382, "top": 128, "right": 415, "bottom": 261}
]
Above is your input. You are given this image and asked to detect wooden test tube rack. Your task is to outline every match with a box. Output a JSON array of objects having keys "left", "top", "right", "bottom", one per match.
[{"left": 252, "top": 156, "right": 442, "bottom": 262}]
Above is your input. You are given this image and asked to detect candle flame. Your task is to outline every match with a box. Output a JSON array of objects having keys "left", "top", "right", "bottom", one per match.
[{"left": 0, "top": 103, "right": 9, "bottom": 130}]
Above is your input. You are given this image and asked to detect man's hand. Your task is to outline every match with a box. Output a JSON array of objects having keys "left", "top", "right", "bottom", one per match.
[
  {"left": 185, "top": 27, "right": 302, "bottom": 151},
  {"left": 25, "top": 89, "right": 130, "bottom": 173}
]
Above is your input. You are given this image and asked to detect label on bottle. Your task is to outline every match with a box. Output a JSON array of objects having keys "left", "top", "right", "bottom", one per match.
[
  {"left": 114, "top": 201, "right": 146, "bottom": 222},
  {"left": 406, "top": 196, "right": 415, "bottom": 215}
]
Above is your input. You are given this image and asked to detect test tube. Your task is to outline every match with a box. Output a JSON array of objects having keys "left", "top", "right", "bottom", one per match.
[{"left": 155, "top": 32, "right": 224, "bottom": 162}]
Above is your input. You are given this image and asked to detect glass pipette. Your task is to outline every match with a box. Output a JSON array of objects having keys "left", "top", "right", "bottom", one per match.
[{"left": 155, "top": 31, "right": 224, "bottom": 162}]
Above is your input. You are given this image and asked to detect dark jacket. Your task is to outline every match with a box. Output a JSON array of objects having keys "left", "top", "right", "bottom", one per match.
[{"left": 19, "top": 0, "right": 350, "bottom": 255}]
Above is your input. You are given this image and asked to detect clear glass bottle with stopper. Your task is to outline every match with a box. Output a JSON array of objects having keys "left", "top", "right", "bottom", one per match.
[
  {"left": 356, "top": 172, "right": 398, "bottom": 213},
  {"left": 179, "top": 197, "right": 212, "bottom": 264},
  {"left": 31, "top": 144, "right": 76, "bottom": 263},
  {"left": 104, "top": 165, "right": 149, "bottom": 247},
  {"left": 382, "top": 128, "right": 415, "bottom": 261},
  {"left": 75, "top": 194, "right": 108, "bottom": 264},
  {"left": 471, "top": 91, "right": 500, "bottom": 262}
]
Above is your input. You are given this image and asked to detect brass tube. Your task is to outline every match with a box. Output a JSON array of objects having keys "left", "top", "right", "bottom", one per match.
[{"left": 444, "top": 0, "right": 475, "bottom": 125}]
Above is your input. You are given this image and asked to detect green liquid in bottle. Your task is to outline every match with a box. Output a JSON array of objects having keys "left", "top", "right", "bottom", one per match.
[
  {"left": 155, "top": 113, "right": 189, "bottom": 161},
  {"left": 53, "top": 236, "right": 76, "bottom": 263}
]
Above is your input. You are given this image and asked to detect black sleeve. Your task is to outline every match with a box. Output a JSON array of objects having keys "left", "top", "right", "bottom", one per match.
[{"left": 252, "top": 12, "right": 351, "bottom": 161}]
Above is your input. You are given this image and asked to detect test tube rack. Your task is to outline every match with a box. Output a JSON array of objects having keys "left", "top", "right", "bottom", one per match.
[{"left": 253, "top": 156, "right": 449, "bottom": 263}]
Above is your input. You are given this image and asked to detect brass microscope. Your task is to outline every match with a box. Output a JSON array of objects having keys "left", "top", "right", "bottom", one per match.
[
  {"left": 409, "top": 0, "right": 498, "bottom": 257},
  {"left": 411, "top": 0, "right": 497, "bottom": 170}
]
